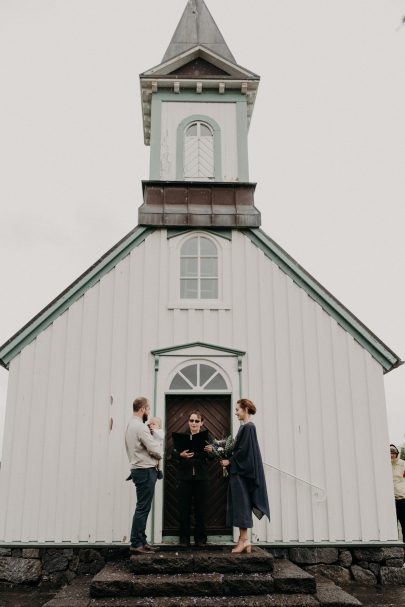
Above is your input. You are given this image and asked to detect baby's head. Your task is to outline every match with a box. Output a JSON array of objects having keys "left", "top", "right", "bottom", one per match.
[{"left": 148, "top": 416, "right": 162, "bottom": 431}]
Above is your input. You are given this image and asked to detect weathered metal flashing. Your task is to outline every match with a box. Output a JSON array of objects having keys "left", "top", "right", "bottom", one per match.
[
  {"left": 244, "top": 228, "right": 403, "bottom": 374},
  {"left": 139, "top": 181, "right": 261, "bottom": 228},
  {"left": 166, "top": 227, "right": 232, "bottom": 241},
  {"left": 0, "top": 226, "right": 154, "bottom": 369}
]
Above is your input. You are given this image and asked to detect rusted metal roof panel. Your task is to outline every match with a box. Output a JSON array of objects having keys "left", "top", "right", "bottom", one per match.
[{"left": 138, "top": 181, "right": 261, "bottom": 228}]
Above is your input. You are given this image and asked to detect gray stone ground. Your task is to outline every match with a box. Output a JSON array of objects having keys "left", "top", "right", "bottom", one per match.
[
  {"left": 0, "top": 585, "right": 55, "bottom": 606},
  {"left": 342, "top": 584, "right": 405, "bottom": 606}
]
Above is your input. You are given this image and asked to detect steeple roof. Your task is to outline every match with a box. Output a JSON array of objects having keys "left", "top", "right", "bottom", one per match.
[{"left": 162, "top": 0, "right": 236, "bottom": 64}]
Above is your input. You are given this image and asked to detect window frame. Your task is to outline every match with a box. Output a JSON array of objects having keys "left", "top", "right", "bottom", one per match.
[
  {"left": 176, "top": 114, "right": 222, "bottom": 181},
  {"left": 168, "top": 362, "right": 229, "bottom": 392},
  {"left": 167, "top": 231, "right": 231, "bottom": 310},
  {"left": 180, "top": 235, "right": 219, "bottom": 300}
]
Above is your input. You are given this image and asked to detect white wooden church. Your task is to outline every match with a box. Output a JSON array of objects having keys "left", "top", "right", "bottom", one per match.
[{"left": 0, "top": 0, "right": 402, "bottom": 547}]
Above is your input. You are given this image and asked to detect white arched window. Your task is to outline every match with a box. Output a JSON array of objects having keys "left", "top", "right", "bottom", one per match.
[
  {"left": 180, "top": 236, "right": 218, "bottom": 299},
  {"left": 169, "top": 363, "right": 228, "bottom": 391},
  {"left": 184, "top": 121, "right": 214, "bottom": 180}
]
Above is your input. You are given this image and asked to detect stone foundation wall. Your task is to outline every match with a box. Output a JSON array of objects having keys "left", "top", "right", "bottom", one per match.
[
  {"left": 0, "top": 545, "right": 404, "bottom": 588},
  {"left": 0, "top": 546, "right": 128, "bottom": 588},
  {"left": 268, "top": 546, "right": 405, "bottom": 586}
]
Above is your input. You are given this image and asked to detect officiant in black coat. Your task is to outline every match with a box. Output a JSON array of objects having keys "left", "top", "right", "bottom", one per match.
[
  {"left": 172, "top": 410, "right": 212, "bottom": 547},
  {"left": 220, "top": 398, "right": 270, "bottom": 554}
]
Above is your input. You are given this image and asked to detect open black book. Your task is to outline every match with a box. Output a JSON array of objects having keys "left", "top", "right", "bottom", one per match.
[{"left": 172, "top": 429, "right": 209, "bottom": 454}]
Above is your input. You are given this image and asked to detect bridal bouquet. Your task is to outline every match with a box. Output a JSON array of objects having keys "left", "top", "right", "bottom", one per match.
[{"left": 207, "top": 435, "right": 235, "bottom": 477}]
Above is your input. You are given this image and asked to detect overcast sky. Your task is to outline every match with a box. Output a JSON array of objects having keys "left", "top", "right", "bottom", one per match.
[{"left": 0, "top": 0, "right": 404, "bottom": 456}]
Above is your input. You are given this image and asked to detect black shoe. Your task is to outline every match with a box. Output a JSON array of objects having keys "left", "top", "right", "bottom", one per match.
[
  {"left": 179, "top": 538, "right": 190, "bottom": 548},
  {"left": 144, "top": 544, "right": 159, "bottom": 552},
  {"left": 195, "top": 540, "right": 207, "bottom": 547}
]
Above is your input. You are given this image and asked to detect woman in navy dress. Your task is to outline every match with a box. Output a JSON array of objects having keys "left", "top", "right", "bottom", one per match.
[{"left": 220, "top": 398, "right": 270, "bottom": 553}]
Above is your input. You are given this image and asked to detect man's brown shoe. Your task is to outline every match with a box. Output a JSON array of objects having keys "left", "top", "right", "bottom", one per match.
[
  {"left": 129, "top": 546, "right": 149, "bottom": 554},
  {"left": 143, "top": 544, "right": 159, "bottom": 552}
]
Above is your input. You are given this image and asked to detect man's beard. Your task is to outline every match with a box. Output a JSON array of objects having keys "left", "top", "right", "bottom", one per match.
[{"left": 142, "top": 413, "right": 148, "bottom": 423}]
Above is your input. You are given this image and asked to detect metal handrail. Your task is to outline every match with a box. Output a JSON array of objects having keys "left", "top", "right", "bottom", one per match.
[{"left": 263, "top": 461, "right": 326, "bottom": 502}]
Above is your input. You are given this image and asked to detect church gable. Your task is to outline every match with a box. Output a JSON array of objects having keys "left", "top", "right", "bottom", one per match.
[
  {"left": 0, "top": 226, "right": 401, "bottom": 375},
  {"left": 168, "top": 57, "right": 231, "bottom": 78}
]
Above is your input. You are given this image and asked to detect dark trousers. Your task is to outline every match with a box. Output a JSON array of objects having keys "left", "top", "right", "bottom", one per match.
[
  {"left": 178, "top": 478, "right": 208, "bottom": 543},
  {"left": 130, "top": 467, "right": 158, "bottom": 547},
  {"left": 396, "top": 498, "right": 405, "bottom": 541}
]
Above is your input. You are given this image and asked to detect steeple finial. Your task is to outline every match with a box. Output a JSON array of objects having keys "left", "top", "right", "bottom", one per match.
[{"left": 162, "top": 0, "right": 236, "bottom": 64}]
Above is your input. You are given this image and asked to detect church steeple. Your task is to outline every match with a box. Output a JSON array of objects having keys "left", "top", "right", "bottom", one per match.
[
  {"left": 138, "top": 0, "right": 261, "bottom": 229},
  {"left": 162, "top": 0, "right": 236, "bottom": 64}
]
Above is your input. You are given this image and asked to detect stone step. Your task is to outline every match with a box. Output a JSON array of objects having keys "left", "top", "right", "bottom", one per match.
[
  {"left": 315, "top": 577, "right": 362, "bottom": 606},
  {"left": 272, "top": 559, "right": 317, "bottom": 594},
  {"left": 44, "top": 565, "right": 362, "bottom": 607},
  {"left": 90, "top": 595, "right": 320, "bottom": 607},
  {"left": 128, "top": 546, "right": 274, "bottom": 574},
  {"left": 90, "top": 563, "right": 277, "bottom": 598}
]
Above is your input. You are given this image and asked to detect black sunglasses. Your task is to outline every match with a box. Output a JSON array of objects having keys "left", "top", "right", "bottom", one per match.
[{"left": 189, "top": 418, "right": 202, "bottom": 423}]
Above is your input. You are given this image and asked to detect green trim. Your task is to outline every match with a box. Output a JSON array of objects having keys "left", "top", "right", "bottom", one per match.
[
  {"left": 0, "top": 227, "right": 154, "bottom": 369},
  {"left": 176, "top": 114, "right": 222, "bottom": 180},
  {"left": 165, "top": 391, "right": 232, "bottom": 395},
  {"left": 151, "top": 341, "right": 245, "bottom": 356},
  {"left": 236, "top": 100, "right": 249, "bottom": 181},
  {"left": 153, "top": 355, "right": 159, "bottom": 417},
  {"left": 149, "top": 91, "right": 245, "bottom": 180},
  {"left": 244, "top": 228, "right": 402, "bottom": 373},
  {"left": 162, "top": 535, "right": 233, "bottom": 544},
  {"left": 153, "top": 91, "right": 245, "bottom": 103},
  {"left": 149, "top": 94, "right": 162, "bottom": 179},
  {"left": 238, "top": 355, "right": 243, "bottom": 398},
  {"left": 157, "top": 355, "right": 237, "bottom": 358},
  {"left": 167, "top": 228, "right": 232, "bottom": 241},
  {"left": 0, "top": 540, "right": 402, "bottom": 547}
]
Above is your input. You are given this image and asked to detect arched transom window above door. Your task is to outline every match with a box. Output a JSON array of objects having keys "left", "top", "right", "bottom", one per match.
[
  {"left": 180, "top": 235, "right": 218, "bottom": 299},
  {"left": 169, "top": 363, "right": 228, "bottom": 391}
]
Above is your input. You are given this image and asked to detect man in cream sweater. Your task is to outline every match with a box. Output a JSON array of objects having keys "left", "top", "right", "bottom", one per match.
[
  {"left": 390, "top": 443, "right": 405, "bottom": 541},
  {"left": 125, "top": 397, "right": 162, "bottom": 553}
]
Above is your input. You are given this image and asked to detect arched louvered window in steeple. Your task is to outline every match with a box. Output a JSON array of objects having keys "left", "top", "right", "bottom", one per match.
[{"left": 184, "top": 121, "right": 214, "bottom": 180}]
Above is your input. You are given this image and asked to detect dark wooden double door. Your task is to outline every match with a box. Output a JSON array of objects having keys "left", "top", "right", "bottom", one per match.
[{"left": 163, "top": 394, "right": 231, "bottom": 536}]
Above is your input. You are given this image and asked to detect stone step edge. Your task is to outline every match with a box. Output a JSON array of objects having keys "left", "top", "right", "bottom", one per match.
[
  {"left": 92, "top": 597, "right": 320, "bottom": 607},
  {"left": 90, "top": 571, "right": 279, "bottom": 598},
  {"left": 129, "top": 550, "right": 274, "bottom": 573},
  {"left": 47, "top": 590, "right": 320, "bottom": 607},
  {"left": 312, "top": 575, "right": 362, "bottom": 607}
]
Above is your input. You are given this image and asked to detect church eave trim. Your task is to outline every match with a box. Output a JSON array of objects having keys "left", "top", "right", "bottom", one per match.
[
  {"left": 0, "top": 226, "right": 154, "bottom": 369},
  {"left": 141, "top": 46, "right": 260, "bottom": 80},
  {"left": 244, "top": 228, "right": 403, "bottom": 374},
  {"left": 151, "top": 341, "right": 245, "bottom": 357}
]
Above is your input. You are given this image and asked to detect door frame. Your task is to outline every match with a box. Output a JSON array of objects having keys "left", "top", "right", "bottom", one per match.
[{"left": 149, "top": 342, "right": 245, "bottom": 544}]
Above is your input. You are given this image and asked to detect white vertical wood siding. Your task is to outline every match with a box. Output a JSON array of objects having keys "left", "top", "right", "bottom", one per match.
[
  {"left": 0, "top": 229, "right": 397, "bottom": 543},
  {"left": 159, "top": 101, "right": 238, "bottom": 180}
]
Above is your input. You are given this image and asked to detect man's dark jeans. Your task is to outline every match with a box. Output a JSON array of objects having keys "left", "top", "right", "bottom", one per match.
[
  {"left": 130, "top": 467, "right": 158, "bottom": 547},
  {"left": 396, "top": 498, "right": 405, "bottom": 541}
]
